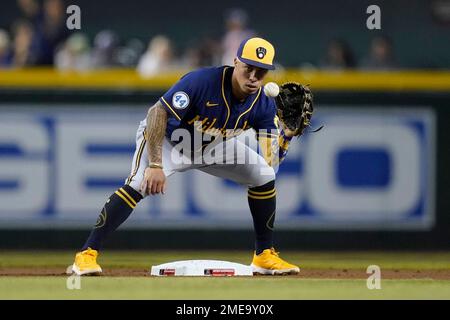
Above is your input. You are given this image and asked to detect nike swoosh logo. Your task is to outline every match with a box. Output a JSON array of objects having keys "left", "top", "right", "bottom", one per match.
[{"left": 206, "top": 101, "right": 219, "bottom": 107}]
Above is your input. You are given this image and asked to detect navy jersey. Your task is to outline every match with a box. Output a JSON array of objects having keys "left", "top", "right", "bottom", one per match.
[{"left": 159, "top": 66, "right": 279, "bottom": 146}]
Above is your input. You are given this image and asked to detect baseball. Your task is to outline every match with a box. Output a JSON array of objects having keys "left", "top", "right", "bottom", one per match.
[{"left": 264, "top": 82, "right": 280, "bottom": 97}]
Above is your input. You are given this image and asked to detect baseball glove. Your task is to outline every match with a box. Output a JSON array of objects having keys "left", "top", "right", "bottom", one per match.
[{"left": 275, "top": 82, "right": 314, "bottom": 137}]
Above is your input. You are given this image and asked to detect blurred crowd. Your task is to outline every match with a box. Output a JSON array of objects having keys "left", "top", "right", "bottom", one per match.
[
  {"left": 319, "top": 36, "right": 397, "bottom": 71},
  {"left": 0, "top": 1, "right": 399, "bottom": 74}
]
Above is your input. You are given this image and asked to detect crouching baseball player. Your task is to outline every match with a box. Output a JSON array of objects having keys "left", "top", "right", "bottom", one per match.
[{"left": 71, "top": 37, "right": 315, "bottom": 276}]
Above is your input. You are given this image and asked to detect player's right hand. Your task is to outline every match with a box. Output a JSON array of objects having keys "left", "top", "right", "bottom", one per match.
[{"left": 140, "top": 167, "right": 166, "bottom": 195}]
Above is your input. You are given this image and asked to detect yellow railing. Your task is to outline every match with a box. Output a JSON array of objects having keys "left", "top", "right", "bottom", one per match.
[{"left": 0, "top": 68, "right": 449, "bottom": 92}]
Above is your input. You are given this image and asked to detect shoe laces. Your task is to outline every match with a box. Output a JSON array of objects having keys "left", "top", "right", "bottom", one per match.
[
  {"left": 270, "top": 248, "right": 292, "bottom": 267},
  {"left": 84, "top": 247, "right": 96, "bottom": 254},
  {"left": 80, "top": 248, "right": 97, "bottom": 260},
  {"left": 270, "top": 248, "right": 280, "bottom": 257}
]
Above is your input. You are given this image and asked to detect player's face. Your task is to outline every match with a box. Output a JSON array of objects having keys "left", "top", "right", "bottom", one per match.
[{"left": 234, "top": 59, "right": 269, "bottom": 95}]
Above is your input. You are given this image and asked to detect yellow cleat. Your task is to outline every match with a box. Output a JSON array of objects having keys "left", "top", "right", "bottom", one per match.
[
  {"left": 251, "top": 248, "right": 300, "bottom": 275},
  {"left": 71, "top": 248, "right": 102, "bottom": 276}
]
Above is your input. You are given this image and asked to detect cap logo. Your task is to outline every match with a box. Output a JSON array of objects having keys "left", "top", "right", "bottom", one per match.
[{"left": 256, "top": 47, "right": 267, "bottom": 59}]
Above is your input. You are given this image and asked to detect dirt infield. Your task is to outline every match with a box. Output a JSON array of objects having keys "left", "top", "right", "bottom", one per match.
[{"left": 2, "top": 267, "right": 450, "bottom": 279}]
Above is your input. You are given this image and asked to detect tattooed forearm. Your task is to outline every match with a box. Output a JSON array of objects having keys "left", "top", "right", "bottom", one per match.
[{"left": 146, "top": 101, "right": 168, "bottom": 164}]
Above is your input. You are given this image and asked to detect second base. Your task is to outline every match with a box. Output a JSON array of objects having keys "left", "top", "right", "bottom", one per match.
[{"left": 150, "top": 260, "right": 253, "bottom": 276}]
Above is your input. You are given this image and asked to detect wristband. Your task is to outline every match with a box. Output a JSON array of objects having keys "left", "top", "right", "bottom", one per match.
[{"left": 148, "top": 162, "right": 163, "bottom": 169}]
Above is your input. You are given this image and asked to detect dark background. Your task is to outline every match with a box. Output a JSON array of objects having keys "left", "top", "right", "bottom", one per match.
[{"left": 1, "top": 0, "right": 449, "bottom": 68}]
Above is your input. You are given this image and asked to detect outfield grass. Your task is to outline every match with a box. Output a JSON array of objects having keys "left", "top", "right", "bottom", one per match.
[
  {"left": 1, "top": 251, "right": 450, "bottom": 299},
  {"left": 1, "top": 277, "right": 450, "bottom": 299}
]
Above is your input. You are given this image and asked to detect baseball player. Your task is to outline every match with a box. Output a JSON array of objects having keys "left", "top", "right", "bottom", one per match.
[{"left": 71, "top": 37, "right": 314, "bottom": 276}]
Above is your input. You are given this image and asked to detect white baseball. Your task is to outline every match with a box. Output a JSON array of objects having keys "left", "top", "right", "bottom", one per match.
[{"left": 264, "top": 82, "right": 280, "bottom": 97}]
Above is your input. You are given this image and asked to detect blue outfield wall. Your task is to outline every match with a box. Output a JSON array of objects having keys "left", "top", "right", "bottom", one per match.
[{"left": 0, "top": 105, "right": 436, "bottom": 231}]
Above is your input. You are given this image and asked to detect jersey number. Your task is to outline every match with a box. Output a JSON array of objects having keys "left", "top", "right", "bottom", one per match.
[{"left": 175, "top": 95, "right": 187, "bottom": 108}]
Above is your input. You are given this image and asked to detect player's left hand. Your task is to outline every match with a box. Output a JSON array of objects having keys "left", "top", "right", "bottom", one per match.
[{"left": 281, "top": 124, "right": 298, "bottom": 138}]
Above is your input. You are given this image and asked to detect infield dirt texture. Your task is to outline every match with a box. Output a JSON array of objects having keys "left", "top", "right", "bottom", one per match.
[{"left": 1, "top": 251, "right": 450, "bottom": 299}]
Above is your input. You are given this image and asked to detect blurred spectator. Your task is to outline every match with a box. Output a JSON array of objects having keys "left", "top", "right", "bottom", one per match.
[
  {"left": 16, "top": 0, "right": 69, "bottom": 66},
  {"left": 55, "top": 33, "right": 91, "bottom": 71},
  {"left": 320, "top": 39, "right": 356, "bottom": 70},
  {"left": 17, "top": 0, "right": 40, "bottom": 21},
  {"left": 90, "top": 30, "right": 120, "bottom": 68},
  {"left": 115, "top": 38, "right": 146, "bottom": 67},
  {"left": 34, "top": 0, "right": 69, "bottom": 65},
  {"left": 198, "top": 36, "right": 221, "bottom": 67},
  {"left": 180, "top": 36, "right": 221, "bottom": 69},
  {"left": 137, "top": 35, "right": 175, "bottom": 77},
  {"left": 361, "top": 35, "right": 398, "bottom": 70},
  {"left": 221, "top": 8, "right": 255, "bottom": 66},
  {"left": 11, "top": 19, "right": 35, "bottom": 67},
  {"left": 180, "top": 46, "right": 201, "bottom": 69},
  {"left": 0, "top": 29, "right": 13, "bottom": 67}
]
